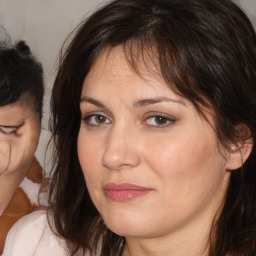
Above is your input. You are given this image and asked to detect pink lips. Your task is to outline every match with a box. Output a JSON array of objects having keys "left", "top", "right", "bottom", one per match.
[{"left": 103, "top": 183, "right": 152, "bottom": 202}]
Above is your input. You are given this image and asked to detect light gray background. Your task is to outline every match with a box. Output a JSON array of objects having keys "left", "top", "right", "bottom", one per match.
[{"left": 0, "top": 0, "right": 255, "bottom": 168}]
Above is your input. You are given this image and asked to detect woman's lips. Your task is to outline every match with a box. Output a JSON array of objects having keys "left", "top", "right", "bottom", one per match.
[{"left": 103, "top": 183, "right": 152, "bottom": 202}]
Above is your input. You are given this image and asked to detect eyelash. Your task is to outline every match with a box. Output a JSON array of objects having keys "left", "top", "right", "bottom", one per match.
[
  {"left": 0, "top": 125, "right": 18, "bottom": 134},
  {"left": 82, "top": 113, "right": 175, "bottom": 128}
]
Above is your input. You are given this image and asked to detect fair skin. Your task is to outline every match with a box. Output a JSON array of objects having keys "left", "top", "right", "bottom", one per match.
[
  {"left": 77, "top": 47, "right": 240, "bottom": 256},
  {"left": 0, "top": 93, "right": 40, "bottom": 215}
]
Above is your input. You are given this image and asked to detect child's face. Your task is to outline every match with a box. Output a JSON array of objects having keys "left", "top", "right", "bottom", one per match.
[{"left": 0, "top": 93, "right": 40, "bottom": 205}]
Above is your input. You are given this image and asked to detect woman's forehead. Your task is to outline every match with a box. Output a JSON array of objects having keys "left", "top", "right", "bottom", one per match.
[{"left": 85, "top": 45, "right": 164, "bottom": 88}]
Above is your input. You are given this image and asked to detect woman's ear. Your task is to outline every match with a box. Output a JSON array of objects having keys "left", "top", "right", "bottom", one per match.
[{"left": 226, "top": 124, "right": 253, "bottom": 170}]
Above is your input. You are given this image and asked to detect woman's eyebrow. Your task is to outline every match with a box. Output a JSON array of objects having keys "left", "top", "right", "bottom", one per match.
[
  {"left": 80, "top": 96, "right": 106, "bottom": 108},
  {"left": 80, "top": 96, "right": 185, "bottom": 108},
  {"left": 133, "top": 97, "right": 185, "bottom": 108}
]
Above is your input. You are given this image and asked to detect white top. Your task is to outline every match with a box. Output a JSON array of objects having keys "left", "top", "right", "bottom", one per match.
[{"left": 2, "top": 210, "right": 69, "bottom": 256}]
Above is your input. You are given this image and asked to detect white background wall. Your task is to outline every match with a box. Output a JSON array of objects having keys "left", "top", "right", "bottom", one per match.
[{"left": 0, "top": 0, "right": 255, "bottom": 168}]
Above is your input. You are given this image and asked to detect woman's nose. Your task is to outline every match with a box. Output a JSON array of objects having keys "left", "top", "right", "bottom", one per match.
[{"left": 102, "top": 125, "right": 141, "bottom": 170}]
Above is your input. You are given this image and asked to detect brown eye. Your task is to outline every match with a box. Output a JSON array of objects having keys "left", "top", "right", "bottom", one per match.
[
  {"left": 95, "top": 115, "right": 107, "bottom": 123},
  {"left": 83, "top": 114, "right": 111, "bottom": 126},
  {"left": 155, "top": 116, "right": 168, "bottom": 125},
  {"left": 145, "top": 115, "right": 175, "bottom": 128}
]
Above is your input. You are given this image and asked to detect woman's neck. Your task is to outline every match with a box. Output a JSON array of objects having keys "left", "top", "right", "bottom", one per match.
[
  {"left": 120, "top": 210, "right": 218, "bottom": 256},
  {"left": 122, "top": 233, "right": 209, "bottom": 256}
]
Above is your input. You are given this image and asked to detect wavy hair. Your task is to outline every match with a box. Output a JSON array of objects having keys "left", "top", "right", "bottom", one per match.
[{"left": 49, "top": 0, "right": 256, "bottom": 255}]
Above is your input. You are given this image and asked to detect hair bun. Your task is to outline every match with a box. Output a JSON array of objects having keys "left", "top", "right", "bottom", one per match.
[{"left": 15, "top": 40, "right": 32, "bottom": 56}]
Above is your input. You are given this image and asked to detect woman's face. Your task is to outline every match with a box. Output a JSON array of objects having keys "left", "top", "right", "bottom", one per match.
[{"left": 77, "top": 47, "right": 231, "bottom": 239}]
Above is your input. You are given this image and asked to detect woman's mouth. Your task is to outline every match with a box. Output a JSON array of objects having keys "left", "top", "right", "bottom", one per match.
[{"left": 103, "top": 183, "right": 153, "bottom": 202}]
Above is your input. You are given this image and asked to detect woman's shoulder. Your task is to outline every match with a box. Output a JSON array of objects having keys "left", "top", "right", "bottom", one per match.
[{"left": 2, "top": 210, "right": 69, "bottom": 256}]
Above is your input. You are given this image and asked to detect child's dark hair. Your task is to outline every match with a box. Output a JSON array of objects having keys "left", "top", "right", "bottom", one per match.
[{"left": 0, "top": 40, "right": 44, "bottom": 118}]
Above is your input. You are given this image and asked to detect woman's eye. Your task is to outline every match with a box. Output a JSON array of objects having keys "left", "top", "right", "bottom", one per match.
[
  {"left": 83, "top": 114, "right": 111, "bottom": 126},
  {"left": 0, "top": 125, "right": 18, "bottom": 134},
  {"left": 145, "top": 115, "right": 175, "bottom": 127}
]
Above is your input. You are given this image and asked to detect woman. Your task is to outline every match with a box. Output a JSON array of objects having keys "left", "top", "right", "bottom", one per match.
[{"left": 4, "top": 0, "right": 256, "bottom": 255}]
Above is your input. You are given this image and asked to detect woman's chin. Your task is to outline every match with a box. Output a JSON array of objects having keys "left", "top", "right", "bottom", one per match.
[{"left": 103, "top": 214, "right": 151, "bottom": 238}]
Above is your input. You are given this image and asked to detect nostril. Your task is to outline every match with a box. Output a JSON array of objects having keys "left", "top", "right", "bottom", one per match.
[
  {"left": 102, "top": 149, "right": 123, "bottom": 170},
  {"left": 102, "top": 145, "right": 140, "bottom": 170}
]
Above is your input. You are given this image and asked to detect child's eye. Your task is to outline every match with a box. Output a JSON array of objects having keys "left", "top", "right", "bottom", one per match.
[
  {"left": 83, "top": 114, "right": 111, "bottom": 126},
  {"left": 144, "top": 115, "right": 175, "bottom": 128},
  {"left": 0, "top": 125, "right": 18, "bottom": 134}
]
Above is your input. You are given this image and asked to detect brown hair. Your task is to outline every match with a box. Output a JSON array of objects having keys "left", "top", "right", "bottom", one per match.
[{"left": 49, "top": 0, "right": 256, "bottom": 255}]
